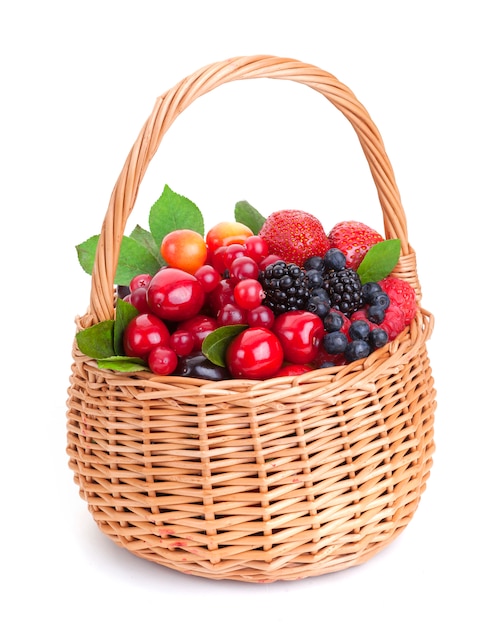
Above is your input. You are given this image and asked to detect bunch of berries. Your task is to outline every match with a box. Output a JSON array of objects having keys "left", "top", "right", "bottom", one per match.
[{"left": 115, "top": 212, "right": 416, "bottom": 380}]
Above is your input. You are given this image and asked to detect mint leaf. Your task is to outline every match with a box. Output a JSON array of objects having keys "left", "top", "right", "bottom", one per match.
[
  {"left": 234, "top": 200, "right": 266, "bottom": 234},
  {"left": 202, "top": 324, "right": 247, "bottom": 367},
  {"left": 149, "top": 184, "right": 204, "bottom": 247},
  {"left": 96, "top": 356, "right": 149, "bottom": 372},
  {"left": 357, "top": 239, "right": 401, "bottom": 284},
  {"left": 76, "top": 234, "right": 161, "bottom": 285},
  {"left": 114, "top": 298, "right": 139, "bottom": 355},
  {"left": 76, "top": 320, "right": 115, "bottom": 359},
  {"left": 130, "top": 224, "right": 164, "bottom": 266}
]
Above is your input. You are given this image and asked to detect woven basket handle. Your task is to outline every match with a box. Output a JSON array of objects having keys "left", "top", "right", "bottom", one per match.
[{"left": 89, "top": 55, "right": 413, "bottom": 323}]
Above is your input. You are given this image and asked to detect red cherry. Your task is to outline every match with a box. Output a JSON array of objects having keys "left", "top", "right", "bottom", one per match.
[
  {"left": 177, "top": 314, "right": 218, "bottom": 350},
  {"left": 148, "top": 345, "right": 178, "bottom": 375},
  {"left": 147, "top": 267, "right": 205, "bottom": 321},
  {"left": 169, "top": 329, "right": 195, "bottom": 357},
  {"left": 233, "top": 278, "right": 265, "bottom": 310},
  {"left": 246, "top": 305, "right": 275, "bottom": 329},
  {"left": 226, "top": 327, "right": 283, "bottom": 379},
  {"left": 272, "top": 311, "right": 324, "bottom": 364},
  {"left": 123, "top": 313, "right": 170, "bottom": 358},
  {"left": 244, "top": 235, "right": 269, "bottom": 262}
]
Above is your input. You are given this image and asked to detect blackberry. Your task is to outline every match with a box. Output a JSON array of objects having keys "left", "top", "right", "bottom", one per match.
[
  {"left": 259, "top": 260, "right": 310, "bottom": 315},
  {"left": 323, "top": 268, "right": 363, "bottom": 317}
]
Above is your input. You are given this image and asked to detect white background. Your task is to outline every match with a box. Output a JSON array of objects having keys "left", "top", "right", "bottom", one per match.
[{"left": 1, "top": 1, "right": 498, "bottom": 624}]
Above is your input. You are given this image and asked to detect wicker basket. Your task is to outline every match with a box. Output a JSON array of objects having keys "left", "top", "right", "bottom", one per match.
[{"left": 67, "top": 55, "right": 436, "bottom": 583}]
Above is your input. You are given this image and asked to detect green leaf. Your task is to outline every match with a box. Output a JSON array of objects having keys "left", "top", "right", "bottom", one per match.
[
  {"left": 114, "top": 298, "right": 139, "bottom": 355},
  {"left": 76, "top": 235, "right": 99, "bottom": 276},
  {"left": 149, "top": 184, "right": 204, "bottom": 247},
  {"left": 130, "top": 224, "right": 164, "bottom": 266},
  {"left": 76, "top": 320, "right": 115, "bottom": 359},
  {"left": 96, "top": 356, "right": 149, "bottom": 372},
  {"left": 234, "top": 200, "right": 266, "bottom": 235},
  {"left": 114, "top": 236, "right": 162, "bottom": 286},
  {"left": 357, "top": 238, "right": 401, "bottom": 284},
  {"left": 76, "top": 234, "right": 162, "bottom": 285},
  {"left": 202, "top": 324, "right": 247, "bottom": 367}
]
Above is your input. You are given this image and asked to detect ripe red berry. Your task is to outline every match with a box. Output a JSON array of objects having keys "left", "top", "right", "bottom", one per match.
[
  {"left": 327, "top": 220, "right": 383, "bottom": 270},
  {"left": 147, "top": 267, "right": 205, "bottom": 322},
  {"left": 148, "top": 345, "right": 178, "bottom": 375},
  {"left": 123, "top": 313, "right": 170, "bottom": 358},
  {"left": 378, "top": 276, "right": 417, "bottom": 326},
  {"left": 233, "top": 278, "right": 265, "bottom": 310},
  {"left": 259, "top": 210, "right": 330, "bottom": 267},
  {"left": 226, "top": 327, "right": 283, "bottom": 379},
  {"left": 272, "top": 310, "right": 324, "bottom": 364}
]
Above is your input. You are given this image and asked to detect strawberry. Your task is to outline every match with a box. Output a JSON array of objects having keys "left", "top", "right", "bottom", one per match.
[
  {"left": 259, "top": 210, "right": 330, "bottom": 267},
  {"left": 379, "top": 276, "right": 417, "bottom": 326},
  {"left": 327, "top": 220, "right": 384, "bottom": 269}
]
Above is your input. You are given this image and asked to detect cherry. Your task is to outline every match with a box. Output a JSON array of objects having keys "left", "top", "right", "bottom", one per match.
[
  {"left": 233, "top": 278, "right": 265, "bottom": 310},
  {"left": 230, "top": 255, "right": 260, "bottom": 280},
  {"left": 123, "top": 313, "right": 170, "bottom": 358},
  {"left": 243, "top": 235, "right": 269, "bottom": 263},
  {"left": 276, "top": 363, "right": 313, "bottom": 377},
  {"left": 194, "top": 264, "right": 221, "bottom": 292},
  {"left": 217, "top": 302, "right": 248, "bottom": 326},
  {"left": 169, "top": 329, "right": 195, "bottom": 357},
  {"left": 147, "top": 267, "right": 205, "bottom": 321},
  {"left": 226, "top": 327, "right": 283, "bottom": 379},
  {"left": 223, "top": 243, "right": 247, "bottom": 269},
  {"left": 129, "top": 286, "right": 151, "bottom": 314},
  {"left": 272, "top": 310, "right": 324, "bottom": 364},
  {"left": 205, "top": 221, "right": 254, "bottom": 253},
  {"left": 148, "top": 345, "right": 178, "bottom": 375},
  {"left": 246, "top": 304, "right": 275, "bottom": 329},
  {"left": 177, "top": 314, "right": 218, "bottom": 350},
  {"left": 130, "top": 273, "right": 152, "bottom": 291}
]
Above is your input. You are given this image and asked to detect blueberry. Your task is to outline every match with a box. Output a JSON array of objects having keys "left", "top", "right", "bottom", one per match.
[
  {"left": 361, "top": 282, "right": 382, "bottom": 303},
  {"left": 323, "top": 311, "right": 345, "bottom": 332},
  {"left": 304, "top": 256, "right": 325, "bottom": 271},
  {"left": 310, "top": 287, "right": 330, "bottom": 303},
  {"left": 306, "top": 296, "right": 330, "bottom": 318},
  {"left": 367, "top": 304, "right": 385, "bottom": 324},
  {"left": 323, "top": 331, "right": 348, "bottom": 354},
  {"left": 345, "top": 339, "right": 371, "bottom": 362},
  {"left": 369, "top": 328, "right": 389, "bottom": 349},
  {"left": 349, "top": 319, "right": 370, "bottom": 341},
  {"left": 323, "top": 248, "right": 346, "bottom": 271},
  {"left": 306, "top": 269, "right": 324, "bottom": 289},
  {"left": 371, "top": 291, "right": 391, "bottom": 310}
]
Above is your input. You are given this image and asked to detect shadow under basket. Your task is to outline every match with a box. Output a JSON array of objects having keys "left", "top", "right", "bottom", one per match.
[{"left": 66, "top": 55, "right": 437, "bottom": 583}]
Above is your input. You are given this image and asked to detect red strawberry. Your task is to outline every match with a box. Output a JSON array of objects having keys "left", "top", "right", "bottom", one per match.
[
  {"left": 379, "top": 276, "right": 417, "bottom": 326},
  {"left": 259, "top": 210, "right": 330, "bottom": 267},
  {"left": 327, "top": 220, "right": 384, "bottom": 269}
]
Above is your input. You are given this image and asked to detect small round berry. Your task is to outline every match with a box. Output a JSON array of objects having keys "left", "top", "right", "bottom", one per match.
[
  {"left": 169, "top": 329, "right": 195, "bottom": 357},
  {"left": 303, "top": 256, "right": 324, "bottom": 271},
  {"left": 130, "top": 273, "right": 152, "bottom": 291},
  {"left": 223, "top": 243, "right": 247, "bottom": 268},
  {"left": 344, "top": 339, "right": 371, "bottom": 362},
  {"left": 148, "top": 345, "right": 178, "bottom": 375},
  {"left": 243, "top": 235, "right": 269, "bottom": 262},
  {"left": 367, "top": 304, "right": 386, "bottom": 324},
  {"left": 361, "top": 281, "right": 382, "bottom": 303},
  {"left": 369, "top": 327, "right": 389, "bottom": 349},
  {"left": 194, "top": 264, "right": 221, "bottom": 292},
  {"left": 323, "top": 310, "right": 345, "bottom": 333},
  {"left": 323, "top": 248, "right": 346, "bottom": 271},
  {"left": 230, "top": 255, "right": 260, "bottom": 281},
  {"left": 323, "top": 331, "right": 348, "bottom": 354},
  {"left": 129, "top": 286, "right": 151, "bottom": 314},
  {"left": 349, "top": 319, "right": 370, "bottom": 341},
  {"left": 234, "top": 278, "right": 265, "bottom": 310},
  {"left": 371, "top": 291, "right": 391, "bottom": 310},
  {"left": 247, "top": 304, "right": 275, "bottom": 329},
  {"left": 306, "top": 296, "right": 330, "bottom": 318},
  {"left": 217, "top": 302, "right": 248, "bottom": 326},
  {"left": 306, "top": 269, "right": 324, "bottom": 289}
]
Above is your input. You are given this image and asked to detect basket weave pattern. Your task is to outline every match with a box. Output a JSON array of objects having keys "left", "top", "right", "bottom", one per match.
[{"left": 67, "top": 56, "right": 436, "bottom": 582}]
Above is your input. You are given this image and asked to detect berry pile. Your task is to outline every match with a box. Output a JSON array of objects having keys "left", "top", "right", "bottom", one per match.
[{"left": 76, "top": 192, "right": 418, "bottom": 381}]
